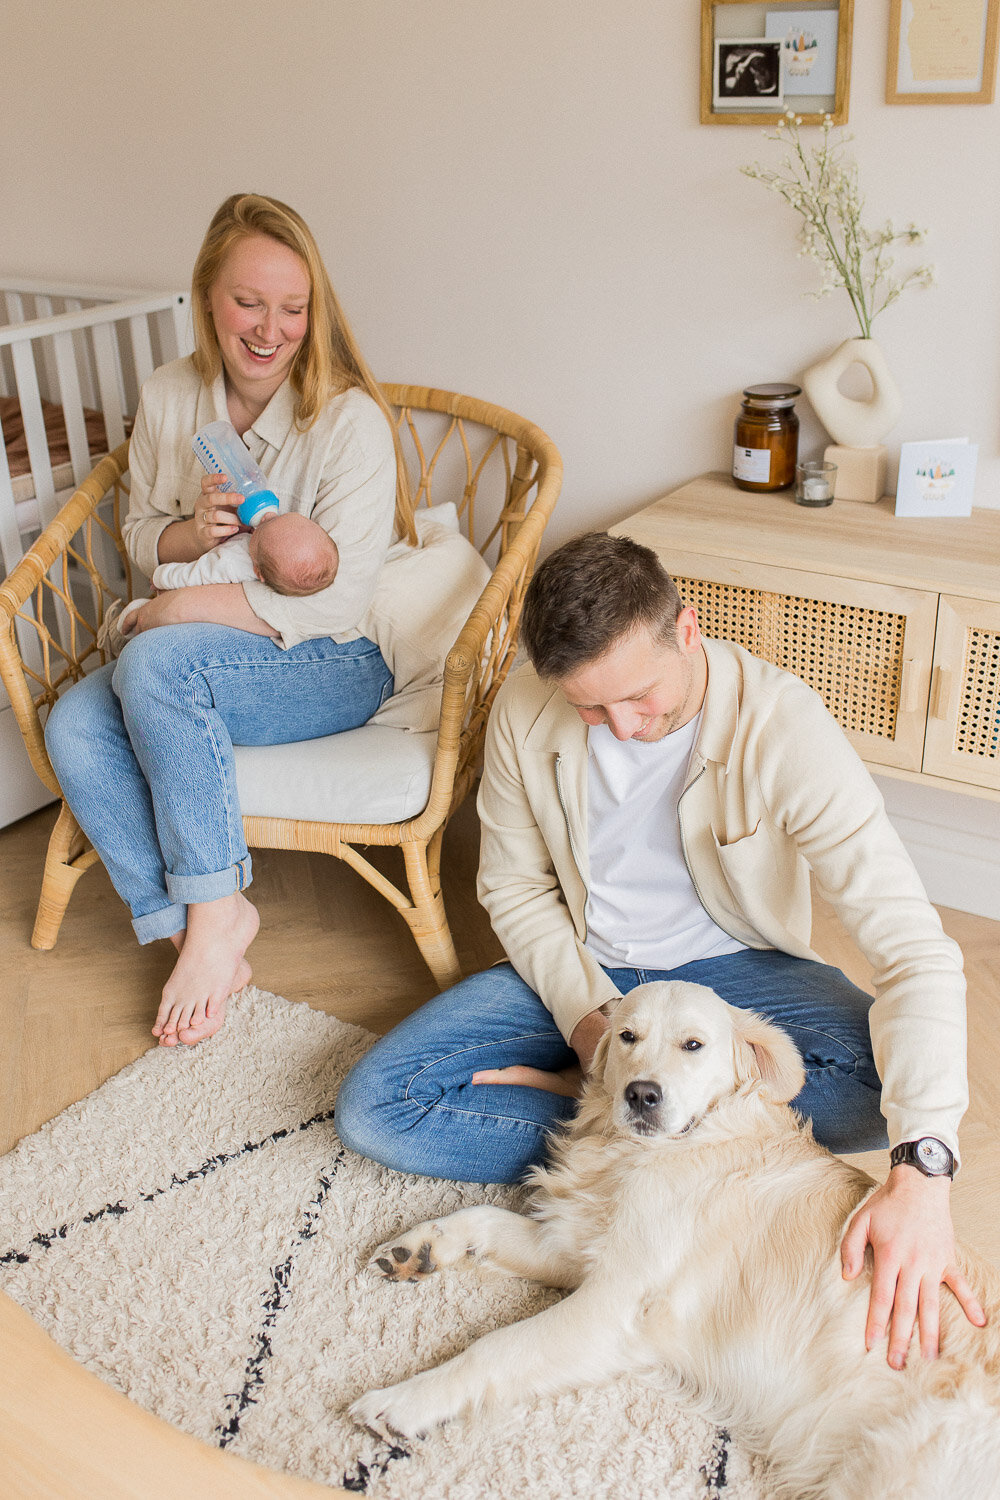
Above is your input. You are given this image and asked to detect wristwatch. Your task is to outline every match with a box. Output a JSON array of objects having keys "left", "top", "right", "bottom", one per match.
[{"left": 889, "top": 1138, "right": 955, "bottom": 1179}]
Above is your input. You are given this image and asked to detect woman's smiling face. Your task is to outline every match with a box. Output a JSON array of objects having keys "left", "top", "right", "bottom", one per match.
[{"left": 207, "top": 233, "right": 310, "bottom": 410}]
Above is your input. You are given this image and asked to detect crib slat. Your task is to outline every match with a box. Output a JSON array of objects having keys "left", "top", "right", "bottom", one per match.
[
  {"left": 91, "top": 322, "right": 127, "bottom": 450},
  {"left": 168, "top": 296, "right": 193, "bottom": 360},
  {"left": 54, "top": 331, "right": 124, "bottom": 606},
  {"left": 4, "top": 292, "right": 26, "bottom": 327},
  {"left": 63, "top": 305, "right": 99, "bottom": 409},
  {"left": 129, "top": 314, "right": 155, "bottom": 392},
  {"left": 11, "top": 342, "right": 56, "bottom": 522},
  {"left": 34, "top": 297, "right": 60, "bottom": 402},
  {"left": 52, "top": 333, "right": 91, "bottom": 486}
]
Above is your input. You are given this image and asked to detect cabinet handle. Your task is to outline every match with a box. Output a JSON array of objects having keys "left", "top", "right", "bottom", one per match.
[
  {"left": 900, "top": 658, "right": 919, "bottom": 714},
  {"left": 929, "top": 666, "right": 951, "bottom": 720}
]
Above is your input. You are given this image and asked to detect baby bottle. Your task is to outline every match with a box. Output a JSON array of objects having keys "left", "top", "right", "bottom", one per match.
[{"left": 191, "top": 420, "right": 280, "bottom": 527}]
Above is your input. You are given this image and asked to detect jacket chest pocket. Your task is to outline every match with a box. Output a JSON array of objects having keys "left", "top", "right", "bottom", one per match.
[{"left": 713, "top": 819, "right": 762, "bottom": 853}]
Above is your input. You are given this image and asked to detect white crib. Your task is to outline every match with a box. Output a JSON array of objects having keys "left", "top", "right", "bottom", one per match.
[{"left": 0, "top": 279, "right": 192, "bottom": 827}]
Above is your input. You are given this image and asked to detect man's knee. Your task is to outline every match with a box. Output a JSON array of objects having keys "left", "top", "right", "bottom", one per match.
[
  {"left": 335, "top": 1048, "right": 408, "bottom": 1170},
  {"left": 334, "top": 1054, "right": 375, "bottom": 1155}
]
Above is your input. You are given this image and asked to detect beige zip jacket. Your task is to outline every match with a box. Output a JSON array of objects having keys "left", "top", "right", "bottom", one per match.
[{"left": 477, "top": 637, "right": 968, "bottom": 1158}]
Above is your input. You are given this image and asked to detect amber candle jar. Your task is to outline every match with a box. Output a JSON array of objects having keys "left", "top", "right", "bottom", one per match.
[{"left": 732, "top": 383, "right": 801, "bottom": 492}]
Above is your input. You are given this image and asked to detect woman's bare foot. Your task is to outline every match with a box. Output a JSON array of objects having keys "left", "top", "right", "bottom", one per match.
[{"left": 153, "top": 892, "right": 259, "bottom": 1048}]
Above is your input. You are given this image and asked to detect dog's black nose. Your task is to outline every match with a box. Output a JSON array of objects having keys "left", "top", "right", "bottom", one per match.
[{"left": 625, "top": 1079, "right": 662, "bottom": 1113}]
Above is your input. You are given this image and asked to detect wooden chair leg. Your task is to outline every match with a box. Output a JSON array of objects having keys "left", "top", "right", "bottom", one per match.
[
  {"left": 31, "top": 802, "right": 100, "bottom": 950},
  {"left": 401, "top": 834, "right": 462, "bottom": 990}
]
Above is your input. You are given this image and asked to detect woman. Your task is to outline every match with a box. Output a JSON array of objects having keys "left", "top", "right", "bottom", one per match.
[{"left": 45, "top": 193, "right": 415, "bottom": 1049}]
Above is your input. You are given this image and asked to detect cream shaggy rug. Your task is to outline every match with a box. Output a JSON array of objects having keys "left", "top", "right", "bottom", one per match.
[{"left": 0, "top": 986, "right": 768, "bottom": 1499}]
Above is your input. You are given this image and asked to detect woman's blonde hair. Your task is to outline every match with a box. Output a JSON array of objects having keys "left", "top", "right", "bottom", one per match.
[{"left": 191, "top": 193, "right": 415, "bottom": 544}]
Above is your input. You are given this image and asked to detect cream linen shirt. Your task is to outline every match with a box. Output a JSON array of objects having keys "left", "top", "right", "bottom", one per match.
[{"left": 477, "top": 639, "right": 968, "bottom": 1161}]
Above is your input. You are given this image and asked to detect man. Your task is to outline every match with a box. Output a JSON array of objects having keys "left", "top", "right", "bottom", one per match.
[{"left": 337, "top": 531, "right": 985, "bottom": 1366}]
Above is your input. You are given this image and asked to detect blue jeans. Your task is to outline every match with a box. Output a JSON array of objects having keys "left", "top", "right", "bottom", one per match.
[
  {"left": 335, "top": 949, "right": 887, "bottom": 1183},
  {"left": 44, "top": 624, "right": 392, "bottom": 942}
]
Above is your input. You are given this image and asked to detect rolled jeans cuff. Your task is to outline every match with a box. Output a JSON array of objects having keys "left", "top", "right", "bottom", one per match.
[
  {"left": 165, "top": 854, "right": 253, "bottom": 907},
  {"left": 133, "top": 902, "right": 188, "bottom": 945}
]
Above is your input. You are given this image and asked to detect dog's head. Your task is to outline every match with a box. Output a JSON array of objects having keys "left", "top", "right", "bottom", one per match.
[{"left": 591, "top": 980, "right": 805, "bottom": 1140}]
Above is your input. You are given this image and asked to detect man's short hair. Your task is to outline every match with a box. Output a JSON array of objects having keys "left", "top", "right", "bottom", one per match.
[{"left": 520, "top": 531, "right": 685, "bottom": 679}]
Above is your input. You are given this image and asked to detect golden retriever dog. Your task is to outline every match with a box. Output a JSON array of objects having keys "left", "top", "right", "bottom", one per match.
[{"left": 350, "top": 981, "right": 1000, "bottom": 1499}]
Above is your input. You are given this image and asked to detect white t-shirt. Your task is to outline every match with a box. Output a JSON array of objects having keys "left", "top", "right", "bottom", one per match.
[{"left": 583, "top": 713, "right": 746, "bottom": 970}]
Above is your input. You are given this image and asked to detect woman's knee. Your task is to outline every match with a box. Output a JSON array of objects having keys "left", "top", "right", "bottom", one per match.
[
  {"left": 112, "top": 628, "right": 186, "bottom": 704},
  {"left": 44, "top": 667, "right": 116, "bottom": 779}
]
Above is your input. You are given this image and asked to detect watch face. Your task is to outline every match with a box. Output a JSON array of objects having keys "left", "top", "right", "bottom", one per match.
[{"left": 916, "top": 1138, "right": 952, "bottom": 1173}]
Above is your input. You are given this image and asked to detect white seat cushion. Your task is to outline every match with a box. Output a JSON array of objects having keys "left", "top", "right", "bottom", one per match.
[{"left": 234, "top": 723, "right": 439, "bottom": 825}]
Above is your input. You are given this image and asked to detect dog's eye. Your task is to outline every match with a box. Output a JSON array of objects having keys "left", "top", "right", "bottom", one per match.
[
  {"left": 618, "top": 1029, "right": 637, "bottom": 1045},
  {"left": 682, "top": 1038, "right": 703, "bottom": 1052}
]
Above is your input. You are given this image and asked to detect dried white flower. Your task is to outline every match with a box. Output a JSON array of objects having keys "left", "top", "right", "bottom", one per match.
[{"left": 740, "top": 114, "right": 934, "bottom": 338}]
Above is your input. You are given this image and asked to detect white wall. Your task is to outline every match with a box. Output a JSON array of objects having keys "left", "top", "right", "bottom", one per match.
[
  {"left": 7, "top": 1, "right": 999, "bottom": 526},
  {"left": 6, "top": 0, "right": 1000, "bottom": 910}
]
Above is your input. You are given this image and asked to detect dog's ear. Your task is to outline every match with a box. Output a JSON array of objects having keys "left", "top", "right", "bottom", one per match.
[
  {"left": 587, "top": 999, "right": 622, "bottom": 1083},
  {"left": 588, "top": 1024, "right": 614, "bottom": 1085},
  {"left": 569, "top": 1014, "right": 618, "bottom": 1141},
  {"left": 732, "top": 1008, "right": 805, "bottom": 1104}
]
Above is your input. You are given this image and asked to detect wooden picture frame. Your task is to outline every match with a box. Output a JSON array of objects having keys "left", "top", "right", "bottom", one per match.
[
  {"left": 700, "top": 0, "right": 853, "bottom": 124},
  {"left": 887, "top": 0, "right": 999, "bottom": 104}
]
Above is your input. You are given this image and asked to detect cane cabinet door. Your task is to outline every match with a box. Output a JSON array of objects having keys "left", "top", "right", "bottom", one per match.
[
  {"left": 923, "top": 595, "right": 1000, "bottom": 793},
  {"left": 662, "top": 548, "right": 938, "bottom": 774}
]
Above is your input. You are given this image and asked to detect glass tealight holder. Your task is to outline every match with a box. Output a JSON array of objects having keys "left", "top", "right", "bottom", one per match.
[{"left": 794, "top": 460, "right": 836, "bottom": 507}]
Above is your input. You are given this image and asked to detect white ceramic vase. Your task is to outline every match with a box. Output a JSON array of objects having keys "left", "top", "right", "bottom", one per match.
[{"left": 801, "top": 337, "right": 903, "bottom": 448}]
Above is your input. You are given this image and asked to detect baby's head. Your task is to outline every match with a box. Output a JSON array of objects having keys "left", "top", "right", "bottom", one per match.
[{"left": 248, "top": 512, "right": 339, "bottom": 597}]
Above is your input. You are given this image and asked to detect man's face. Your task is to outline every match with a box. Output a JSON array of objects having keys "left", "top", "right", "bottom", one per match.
[{"left": 555, "top": 611, "right": 707, "bottom": 743}]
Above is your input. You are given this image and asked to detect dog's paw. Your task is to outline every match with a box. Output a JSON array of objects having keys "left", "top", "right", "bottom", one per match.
[
  {"left": 349, "top": 1386, "right": 419, "bottom": 1442},
  {"left": 349, "top": 1375, "right": 452, "bottom": 1441},
  {"left": 368, "top": 1222, "right": 445, "bottom": 1282}
]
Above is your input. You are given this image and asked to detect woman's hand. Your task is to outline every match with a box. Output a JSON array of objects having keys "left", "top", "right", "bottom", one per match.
[
  {"left": 192, "top": 474, "right": 245, "bottom": 554},
  {"left": 123, "top": 584, "right": 280, "bottom": 638}
]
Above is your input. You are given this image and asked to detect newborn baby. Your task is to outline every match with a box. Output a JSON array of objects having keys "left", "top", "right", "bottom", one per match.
[{"left": 115, "top": 512, "right": 339, "bottom": 643}]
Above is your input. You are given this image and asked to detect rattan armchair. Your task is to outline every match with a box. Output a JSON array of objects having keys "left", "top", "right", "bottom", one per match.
[{"left": 0, "top": 385, "right": 562, "bottom": 988}]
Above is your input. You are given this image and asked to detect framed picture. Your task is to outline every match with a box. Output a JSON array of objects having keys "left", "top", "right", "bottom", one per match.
[
  {"left": 894, "top": 438, "right": 979, "bottom": 517},
  {"left": 713, "top": 38, "right": 784, "bottom": 107},
  {"left": 765, "top": 7, "right": 840, "bottom": 94},
  {"left": 887, "top": 0, "right": 999, "bottom": 104},
  {"left": 701, "top": 0, "right": 852, "bottom": 123}
]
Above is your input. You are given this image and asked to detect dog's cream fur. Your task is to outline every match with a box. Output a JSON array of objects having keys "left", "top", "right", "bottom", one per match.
[{"left": 350, "top": 981, "right": 1000, "bottom": 1499}]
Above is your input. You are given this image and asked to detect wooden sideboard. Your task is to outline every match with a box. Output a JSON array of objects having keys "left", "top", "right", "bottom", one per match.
[{"left": 610, "top": 473, "right": 1000, "bottom": 801}]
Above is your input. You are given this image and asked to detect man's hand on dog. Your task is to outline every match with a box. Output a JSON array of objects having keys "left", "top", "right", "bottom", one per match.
[{"left": 842, "top": 1167, "right": 986, "bottom": 1367}]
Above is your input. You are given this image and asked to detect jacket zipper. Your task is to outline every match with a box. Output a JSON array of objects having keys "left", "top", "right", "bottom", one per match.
[
  {"left": 676, "top": 757, "right": 706, "bottom": 902},
  {"left": 555, "top": 753, "right": 587, "bottom": 881}
]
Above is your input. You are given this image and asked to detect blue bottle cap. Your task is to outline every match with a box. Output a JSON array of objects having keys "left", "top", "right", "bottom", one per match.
[{"left": 238, "top": 491, "right": 280, "bottom": 527}]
